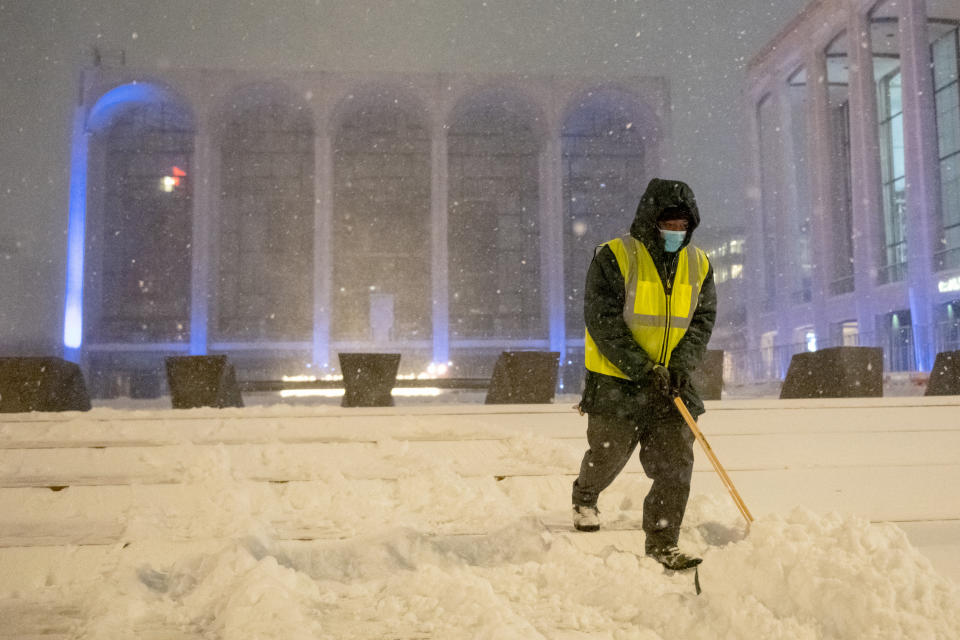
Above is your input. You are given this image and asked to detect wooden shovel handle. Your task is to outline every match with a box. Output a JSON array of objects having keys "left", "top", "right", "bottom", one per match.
[{"left": 673, "top": 396, "right": 754, "bottom": 524}]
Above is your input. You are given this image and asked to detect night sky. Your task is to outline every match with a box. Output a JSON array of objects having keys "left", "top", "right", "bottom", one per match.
[{"left": 0, "top": 0, "right": 811, "bottom": 348}]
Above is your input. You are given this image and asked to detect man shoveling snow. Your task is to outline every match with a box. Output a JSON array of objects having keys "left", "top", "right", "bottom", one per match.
[{"left": 572, "top": 177, "right": 716, "bottom": 572}]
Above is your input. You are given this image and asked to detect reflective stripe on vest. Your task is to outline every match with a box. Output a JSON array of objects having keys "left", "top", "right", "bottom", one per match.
[{"left": 585, "top": 235, "right": 710, "bottom": 379}]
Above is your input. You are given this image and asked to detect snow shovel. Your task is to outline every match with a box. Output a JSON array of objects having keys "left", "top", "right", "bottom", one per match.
[{"left": 673, "top": 395, "right": 754, "bottom": 525}]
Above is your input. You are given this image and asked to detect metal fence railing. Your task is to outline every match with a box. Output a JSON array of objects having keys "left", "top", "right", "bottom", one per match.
[{"left": 722, "top": 323, "right": 960, "bottom": 386}]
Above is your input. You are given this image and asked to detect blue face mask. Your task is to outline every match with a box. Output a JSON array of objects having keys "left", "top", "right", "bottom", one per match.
[{"left": 660, "top": 229, "right": 686, "bottom": 253}]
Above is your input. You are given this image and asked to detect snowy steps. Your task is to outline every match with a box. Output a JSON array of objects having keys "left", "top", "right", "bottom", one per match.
[
  {"left": 1, "top": 396, "right": 959, "bottom": 489},
  {"left": 1, "top": 396, "right": 958, "bottom": 549},
  {"left": 1, "top": 429, "right": 959, "bottom": 489},
  {"left": 2, "top": 464, "right": 959, "bottom": 548},
  {"left": 2, "top": 398, "right": 959, "bottom": 449}
]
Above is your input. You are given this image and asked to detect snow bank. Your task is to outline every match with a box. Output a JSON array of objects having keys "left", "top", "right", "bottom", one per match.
[
  {"left": 59, "top": 503, "right": 959, "bottom": 639},
  {"left": 6, "top": 474, "right": 958, "bottom": 639}
]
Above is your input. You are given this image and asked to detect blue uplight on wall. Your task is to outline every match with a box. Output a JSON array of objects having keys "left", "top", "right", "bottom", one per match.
[{"left": 63, "top": 107, "right": 89, "bottom": 357}]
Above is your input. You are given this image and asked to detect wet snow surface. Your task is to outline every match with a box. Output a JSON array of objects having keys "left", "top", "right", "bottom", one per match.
[{"left": 1, "top": 395, "right": 958, "bottom": 639}]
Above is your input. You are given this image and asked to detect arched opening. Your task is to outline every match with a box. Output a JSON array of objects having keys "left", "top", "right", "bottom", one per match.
[
  {"left": 447, "top": 89, "right": 544, "bottom": 340},
  {"left": 85, "top": 83, "right": 195, "bottom": 344},
  {"left": 561, "top": 89, "right": 655, "bottom": 339},
  {"left": 331, "top": 89, "right": 432, "bottom": 345},
  {"left": 215, "top": 83, "right": 315, "bottom": 342}
]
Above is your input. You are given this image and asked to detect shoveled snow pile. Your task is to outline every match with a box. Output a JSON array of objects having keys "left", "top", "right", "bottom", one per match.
[{"left": 71, "top": 507, "right": 959, "bottom": 639}]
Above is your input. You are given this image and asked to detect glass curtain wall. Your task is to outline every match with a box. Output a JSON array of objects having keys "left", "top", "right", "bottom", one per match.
[
  {"left": 935, "top": 300, "right": 960, "bottom": 351},
  {"left": 825, "top": 32, "right": 855, "bottom": 295},
  {"left": 757, "top": 94, "right": 782, "bottom": 311},
  {"left": 872, "top": 1, "right": 908, "bottom": 284},
  {"left": 879, "top": 309, "right": 916, "bottom": 371},
  {"left": 929, "top": 7, "right": 960, "bottom": 271}
]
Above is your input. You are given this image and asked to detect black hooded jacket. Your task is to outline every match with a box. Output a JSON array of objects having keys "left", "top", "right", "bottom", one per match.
[{"left": 579, "top": 178, "right": 717, "bottom": 419}]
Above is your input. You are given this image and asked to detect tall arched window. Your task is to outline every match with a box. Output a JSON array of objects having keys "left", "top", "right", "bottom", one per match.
[
  {"left": 86, "top": 91, "right": 195, "bottom": 344},
  {"left": 448, "top": 90, "right": 544, "bottom": 340},
  {"left": 757, "top": 93, "right": 782, "bottom": 311},
  {"left": 332, "top": 90, "right": 431, "bottom": 344},
  {"left": 786, "top": 66, "right": 813, "bottom": 304},
  {"left": 562, "top": 90, "right": 651, "bottom": 339},
  {"left": 216, "top": 85, "right": 315, "bottom": 342}
]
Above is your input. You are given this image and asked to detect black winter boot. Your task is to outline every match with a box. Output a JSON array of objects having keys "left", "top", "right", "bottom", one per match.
[
  {"left": 647, "top": 545, "right": 702, "bottom": 570},
  {"left": 572, "top": 505, "right": 600, "bottom": 532}
]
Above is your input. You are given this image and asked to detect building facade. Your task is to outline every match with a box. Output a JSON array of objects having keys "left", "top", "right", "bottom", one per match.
[
  {"left": 743, "top": 0, "right": 960, "bottom": 381},
  {"left": 696, "top": 228, "right": 748, "bottom": 374},
  {"left": 64, "top": 65, "right": 670, "bottom": 395}
]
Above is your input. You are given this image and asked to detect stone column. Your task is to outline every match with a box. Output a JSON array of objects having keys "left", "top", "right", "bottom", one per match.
[
  {"left": 189, "top": 127, "right": 213, "bottom": 355},
  {"left": 539, "top": 128, "right": 566, "bottom": 362},
  {"left": 847, "top": 5, "right": 884, "bottom": 342},
  {"left": 313, "top": 133, "right": 334, "bottom": 370},
  {"left": 899, "top": 0, "right": 940, "bottom": 370},
  {"left": 806, "top": 49, "right": 834, "bottom": 345},
  {"left": 743, "top": 91, "right": 767, "bottom": 379},
  {"left": 430, "top": 120, "right": 450, "bottom": 366}
]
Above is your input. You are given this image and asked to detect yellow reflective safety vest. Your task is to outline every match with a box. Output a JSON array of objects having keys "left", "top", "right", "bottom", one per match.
[{"left": 585, "top": 234, "right": 711, "bottom": 378}]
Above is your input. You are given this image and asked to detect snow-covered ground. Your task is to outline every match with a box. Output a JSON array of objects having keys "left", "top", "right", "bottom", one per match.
[{"left": 1, "top": 392, "right": 958, "bottom": 638}]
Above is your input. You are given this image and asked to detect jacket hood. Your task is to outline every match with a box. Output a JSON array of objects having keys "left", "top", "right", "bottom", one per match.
[{"left": 629, "top": 178, "right": 701, "bottom": 253}]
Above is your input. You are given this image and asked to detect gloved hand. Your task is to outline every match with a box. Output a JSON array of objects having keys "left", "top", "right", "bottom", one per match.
[
  {"left": 669, "top": 368, "right": 691, "bottom": 396},
  {"left": 650, "top": 364, "right": 672, "bottom": 397}
]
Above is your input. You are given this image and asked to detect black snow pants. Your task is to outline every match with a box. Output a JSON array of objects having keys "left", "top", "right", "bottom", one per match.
[{"left": 571, "top": 410, "right": 695, "bottom": 551}]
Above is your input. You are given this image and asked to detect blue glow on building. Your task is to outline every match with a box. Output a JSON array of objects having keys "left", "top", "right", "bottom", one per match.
[
  {"left": 63, "top": 107, "right": 89, "bottom": 357},
  {"left": 550, "top": 307, "right": 566, "bottom": 362},
  {"left": 432, "top": 327, "right": 448, "bottom": 371},
  {"left": 86, "top": 82, "right": 172, "bottom": 132}
]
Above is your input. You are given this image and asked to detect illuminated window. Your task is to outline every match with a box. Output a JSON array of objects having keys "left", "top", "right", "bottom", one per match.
[
  {"left": 932, "top": 23, "right": 960, "bottom": 271},
  {"left": 757, "top": 94, "right": 780, "bottom": 310},
  {"left": 159, "top": 166, "right": 186, "bottom": 192},
  {"left": 826, "top": 30, "right": 855, "bottom": 295},
  {"left": 872, "top": 1, "right": 907, "bottom": 284}
]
